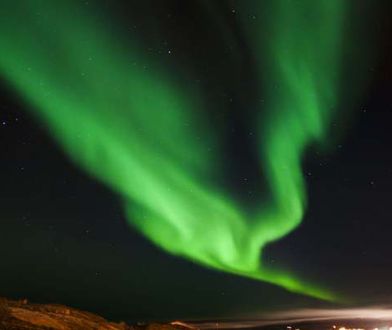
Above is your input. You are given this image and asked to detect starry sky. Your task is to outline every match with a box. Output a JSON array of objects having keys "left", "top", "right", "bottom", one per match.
[{"left": 1, "top": 0, "right": 392, "bottom": 323}]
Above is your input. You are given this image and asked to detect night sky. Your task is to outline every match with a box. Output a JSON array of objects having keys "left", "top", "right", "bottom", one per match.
[{"left": 1, "top": 0, "right": 392, "bottom": 324}]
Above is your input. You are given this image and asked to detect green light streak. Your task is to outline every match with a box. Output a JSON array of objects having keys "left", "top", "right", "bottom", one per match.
[
  {"left": 0, "top": 0, "right": 346, "bottom": 301},
  {"left": 251, "top": 0, "right": 345, "bottom": 257}
]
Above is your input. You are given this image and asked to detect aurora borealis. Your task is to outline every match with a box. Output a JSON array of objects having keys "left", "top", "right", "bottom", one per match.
[
  {"left": 1, "top": 0, "right": 392, "bottom": 322},
  {"left": 0, "top": 0, "right": 346, "bottom": 301}
]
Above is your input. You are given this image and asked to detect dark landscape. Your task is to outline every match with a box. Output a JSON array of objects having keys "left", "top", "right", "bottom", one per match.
[{"left": 1, "top": 297, "right": 391, "bottom": 330}]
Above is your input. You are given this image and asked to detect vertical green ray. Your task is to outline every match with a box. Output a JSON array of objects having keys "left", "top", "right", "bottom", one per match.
[
  {"left": 237, "top": 0, "right": 345, "bottom": 298},
  {"left": 234, "top": 0, "right": 346, "bottom": 249}
]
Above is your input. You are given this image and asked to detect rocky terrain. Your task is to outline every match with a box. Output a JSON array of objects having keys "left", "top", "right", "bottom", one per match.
[{"left": 0, "top": 297, "right": 185, "bottom": 330}]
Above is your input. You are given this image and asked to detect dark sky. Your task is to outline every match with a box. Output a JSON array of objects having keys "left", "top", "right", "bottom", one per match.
[{"left": 1, "top": 0, "right": 392, "bottom": 323}]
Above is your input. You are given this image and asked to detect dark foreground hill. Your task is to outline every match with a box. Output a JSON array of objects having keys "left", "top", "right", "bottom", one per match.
[
  {"left": 1, "top": 297, "right": 386, "bottom": 330},
  {"left": 0, "top": 297, "right": 186, "bottom": 330}
]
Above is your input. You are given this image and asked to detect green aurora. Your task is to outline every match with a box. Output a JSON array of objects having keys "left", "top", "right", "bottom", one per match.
[{"left": 0, "top": 0, "right": 346, "bottom": 301}]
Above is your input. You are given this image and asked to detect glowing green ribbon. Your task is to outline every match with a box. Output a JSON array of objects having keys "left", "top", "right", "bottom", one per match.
[{"left": 0, "top": 0, "right": 346, "bottom": 300}]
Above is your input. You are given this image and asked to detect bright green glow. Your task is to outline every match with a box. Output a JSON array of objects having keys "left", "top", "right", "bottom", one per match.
[
  {"left": 251, "top": 0, "right": 345, "bottom": 254},
  {"left": 0, "top": 0, "right": 345, "bottom": 300}
]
